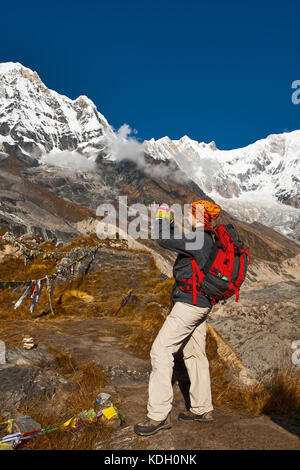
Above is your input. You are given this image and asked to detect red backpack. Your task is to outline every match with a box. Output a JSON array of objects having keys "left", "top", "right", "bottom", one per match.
[{"left": 178, "top": 224, "right": 251, "bottom": 305}]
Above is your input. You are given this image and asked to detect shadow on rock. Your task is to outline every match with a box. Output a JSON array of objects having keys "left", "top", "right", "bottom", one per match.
[{"left": 269, "top": 415, "right": 300, "bottom": 438}]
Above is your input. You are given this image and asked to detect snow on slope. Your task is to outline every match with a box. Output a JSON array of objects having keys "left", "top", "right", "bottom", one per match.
[
  {"left": 143, "top": 133, "right": 300, "bottom": 241},
  {"left": 0, "top": 62, "right": 299, "bottom": 240},
  {"left": 0, "top": 62, "right": 114, "bottom": 158}
]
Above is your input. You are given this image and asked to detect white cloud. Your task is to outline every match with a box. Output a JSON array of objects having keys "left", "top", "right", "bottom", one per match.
[
  {"left": 106, "top": 124, "right": 145, "bottom": 165},
  {"left": 41, "top": 150, "right": 96, "bottom": 171},
  {"left": 40, "top": 125, "right": 192, "bottom": 186},
  {"left": 104, "top": 124, "right": 189, "bottom": 183}
]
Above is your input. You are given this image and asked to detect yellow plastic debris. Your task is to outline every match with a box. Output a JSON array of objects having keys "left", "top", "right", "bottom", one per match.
[
  {"left": 0, "top": 419, "right": 13, "bottom": 434},
  {"left": 102, "top": 407, "right": 118, "bottom": 420},
  {"left": 0, "top": 443, "right": 11, "bottom": 450},
  {"left": 61, "top": 416, "right": 77, "bottom": 429}
]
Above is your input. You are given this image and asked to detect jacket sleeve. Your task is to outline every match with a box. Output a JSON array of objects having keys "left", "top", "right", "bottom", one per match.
[{"left": 154, "top": 219, "right": 209, "bottom": 262}]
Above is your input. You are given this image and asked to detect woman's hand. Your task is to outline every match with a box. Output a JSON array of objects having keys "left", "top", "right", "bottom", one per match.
[{"left": 156, "top": 205, "right": 174, "bottom": 224}]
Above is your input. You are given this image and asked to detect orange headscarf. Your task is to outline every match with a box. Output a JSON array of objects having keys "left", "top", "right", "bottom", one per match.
[{"left": 190, "top": 200, "right": 221, "bottom": 227}]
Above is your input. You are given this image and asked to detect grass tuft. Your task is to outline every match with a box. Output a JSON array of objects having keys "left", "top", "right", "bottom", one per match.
[{"left": 18, "top": 358, "right": 111, "bottom": 450}]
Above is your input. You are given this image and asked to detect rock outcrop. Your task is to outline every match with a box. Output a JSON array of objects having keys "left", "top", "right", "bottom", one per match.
[{"left": 0, "top": 364, "right": 73, "bottom": 413}]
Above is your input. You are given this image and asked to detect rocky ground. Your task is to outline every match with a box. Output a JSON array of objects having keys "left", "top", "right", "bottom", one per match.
[
  {"left": 209, "top": 255, "right": 300, "bottom": 381},
  {"left": 0, "top": 316, "right": 299, "bottom": 450},
  {"left": 0, "top": 239, "right": 299, "bottom": 450}
]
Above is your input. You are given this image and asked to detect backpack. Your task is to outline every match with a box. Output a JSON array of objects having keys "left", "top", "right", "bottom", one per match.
[{"left": 178, "top": 223, "right": 251, "bottom": 306}]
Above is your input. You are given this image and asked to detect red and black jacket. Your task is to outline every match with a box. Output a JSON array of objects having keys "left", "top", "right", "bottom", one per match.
[
  {"left": 154, "top": 219, "right": 214, "bottom": 308},
  {"left": 155, "top": 219, "right": 251, "bottom": 308}
]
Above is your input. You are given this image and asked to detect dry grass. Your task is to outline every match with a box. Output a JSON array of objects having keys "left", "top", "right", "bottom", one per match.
[
  {"left": 61, "top": 289, "right": 95, "bottom": 305},
  {"left": 107, "top": 272, "right": 173, "bottom": 357},
  {"left": 260, "top": 368, "right": 300, "bottom": 416},
  {"left": 121, "top": 302, "right": 300, "bottom": 418},
  {"left": 38, "top": 240, "right": 56, "bottom": 251},
  {"left": 0, "top": 254, "right": 58, "bottom": 320},
  {"left": 228, "top": 370, "right": 300, "bottom": 418},
  {"left": 0, "top": 234, "right": 106, "bottom": 319},
  {"left": 1, "top": 233, "right": 299, "bottom": 434},
  {"left": 48, "top": 347, "right": 77, "bottom": 375},
  {"left": 18, "top": 360, "right": 112, "bottom": 450},
  {"left": 0, "top": 231, "right": 134, "bottom": 320},
  {"left": 122, "top": 312, "right": 165, "bottom": 358},
  {"left": 0, "top": 255, "right": 57, "bottom": 281},
  {"left": 19, "top": 423, "right": 110, "bottom": 450},
  {"left": 206, "top": 331, "right": 300, "bottom": 417},
  {"left": 62, "top": 232, "right": 102, "bottom": 251},
  {"left": 153, "top": 278, "right": 174, "bottom": 305}
]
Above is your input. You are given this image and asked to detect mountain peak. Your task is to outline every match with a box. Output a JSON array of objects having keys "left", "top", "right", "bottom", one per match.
[
  {"left": 0, "top": 61, "right": 44, "bottom": 90},
  {"left": 74, "top": 94, "right": 96, "bottom": 109},
  {"left": 0, "top": 61, "right": 25, "bottom": 74},
  {"left": 179, "top": 135, "right": 191, "bottom": 143},
  {"left": 0, "top": 62, "right": 114, "bottom": 157},
  {"left": 0, "top": 61, "right": 40, "bottom": 78},
  {"left": 144, "top": 131, "right": 300, "bottom": 240}
]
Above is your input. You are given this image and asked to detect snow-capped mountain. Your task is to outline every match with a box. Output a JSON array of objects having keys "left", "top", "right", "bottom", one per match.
[
  {"left": 0, "top": 61, "right": 299, "bottom": 241},
  {"left": 144, "top": 134, "right": 300, "bottom": 241},
  {"left": 0, "top": 62, "right": 114, "bottom": 158}
]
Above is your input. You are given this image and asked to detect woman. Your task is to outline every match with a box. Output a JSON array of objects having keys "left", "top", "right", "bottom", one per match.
[{"left": 134, "top": 200, "right": 221, "bottom": 437}]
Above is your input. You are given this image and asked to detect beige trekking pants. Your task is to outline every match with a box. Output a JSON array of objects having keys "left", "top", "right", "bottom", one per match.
[{"left": 147, "top": 301, "right": 213, "bottom": 421}]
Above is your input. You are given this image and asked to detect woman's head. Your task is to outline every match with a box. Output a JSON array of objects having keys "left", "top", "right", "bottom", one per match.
[{"left": 186, "top": 200, "right": 221, "bottom": 229}]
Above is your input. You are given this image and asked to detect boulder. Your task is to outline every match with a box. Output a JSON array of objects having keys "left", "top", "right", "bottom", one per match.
[
  {"left": 12, "top": 416, "right": 42, "bottom": 434},
  {"left": 5, "top": 344, "right": 57, "bottom": 369}
]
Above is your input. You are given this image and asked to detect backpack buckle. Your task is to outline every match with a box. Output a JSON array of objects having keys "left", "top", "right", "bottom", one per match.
[{"left": 212, "top": 267, "right": 220, "bottom": 275}]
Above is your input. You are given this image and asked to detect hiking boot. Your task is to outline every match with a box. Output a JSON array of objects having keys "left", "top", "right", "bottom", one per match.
[
  {"left": 178, "top": 410, "right": 213, "bottom": 423},
  {"left": 134, "top": 414, "right": 172, "bottom": 436}
]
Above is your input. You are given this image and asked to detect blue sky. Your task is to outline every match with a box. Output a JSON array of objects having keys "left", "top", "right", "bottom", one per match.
[{"left": 1, "top": 0, "right": 300, "bottom": 149}]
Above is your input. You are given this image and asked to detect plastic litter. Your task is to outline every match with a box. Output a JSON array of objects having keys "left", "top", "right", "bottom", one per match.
[
  {"left": 95, "top": 392, "right": 111, "bottom": 406},
  {"left": 0, "top": 392, "right": 125, "bottom": 449},
  {"left": 94, "top": 392, "right": 123, "bottom": 428},
  {"left": 0, "top": 436, "right": 21, "bottom": 450},
  {"left": 77, "top": 408, "right": 97, "bottom": 423},
  {"left": 0, "top": 443, "right": 11, "bottom": 450},
  {"left": 0, "top": 419, "right": 13, "bottom": 434},
  {"left": 102, "top": 406, "right": 118, "bottom": 420}
]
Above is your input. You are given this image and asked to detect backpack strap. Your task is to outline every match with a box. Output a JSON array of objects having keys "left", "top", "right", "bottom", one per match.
[
  {"left": 189, "top": 229, "right": 217, "bottom": 304},
  {"left": 228, "top": 281, "right": 240, "bottom": 302},
  {"left": 191, "top": 258, "right": 205, "bottom": 305},
  {"left": 241, "top": 249, "right": 251, "bottom": 264},
  {"left": 202, "top": 228, "right": 219, "bottom": 274}
]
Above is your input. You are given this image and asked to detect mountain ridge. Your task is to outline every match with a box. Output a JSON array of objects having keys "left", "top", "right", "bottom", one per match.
[
  {"left": 144, "top": 131, "right": 300, "bottom": 240},
  {"left": 0, "top": 61, "right": 299, "bottom": 256}
]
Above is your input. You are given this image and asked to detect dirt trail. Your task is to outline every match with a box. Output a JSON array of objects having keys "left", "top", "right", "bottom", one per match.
[
  {"left": 2, "top": 316, "right": 299, "bottom": 450},
  {"left": 107, "top": 385, "right": 300, "bottom": 450}
]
